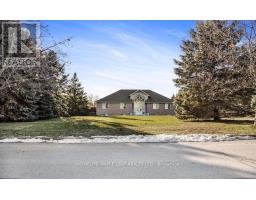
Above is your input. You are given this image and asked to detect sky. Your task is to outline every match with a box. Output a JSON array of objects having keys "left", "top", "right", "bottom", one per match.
[{"left": 41, "top": 20, "right": 196, "bottom": 98}]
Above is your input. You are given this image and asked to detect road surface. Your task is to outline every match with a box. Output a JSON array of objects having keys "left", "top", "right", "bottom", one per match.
[{"left": 0, "top": 141, "right": 256, "bottom": 178}]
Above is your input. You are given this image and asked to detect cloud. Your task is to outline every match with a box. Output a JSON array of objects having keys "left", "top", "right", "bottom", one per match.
[
  {"left": 65, "top": 25, "right": 179, "bottom": 98},
  {"left": 165, "top": 28, "right": 187, "bottom": 39},
  {"left": 111, "top": 49, "right": 127, "bottom": 59}
]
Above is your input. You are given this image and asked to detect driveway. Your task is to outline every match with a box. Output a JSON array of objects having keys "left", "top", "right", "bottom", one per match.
[{"left": 0, "top": 140, "right": 256, "bottom": 178}]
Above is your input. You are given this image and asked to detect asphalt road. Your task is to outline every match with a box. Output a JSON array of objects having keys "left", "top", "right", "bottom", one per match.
[{"left": 0, "top": 141, "right": 256, "bottom": 178}]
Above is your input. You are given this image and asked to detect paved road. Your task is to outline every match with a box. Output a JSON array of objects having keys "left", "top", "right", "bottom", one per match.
[{"left": 0, "top": 141, "right": 256, "bottom": 178}]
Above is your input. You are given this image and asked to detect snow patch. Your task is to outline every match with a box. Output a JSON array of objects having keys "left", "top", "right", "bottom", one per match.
[{"left": 0, "top": 134, "right": 255, "bottom": 143}]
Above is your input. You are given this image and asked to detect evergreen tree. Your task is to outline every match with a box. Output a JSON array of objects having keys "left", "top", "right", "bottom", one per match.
[
  {"left": 251, "top": 96, "right": 256, "bottom": 126},
  {"left": 0, "top": 20, "right": 70, "bottom": 121},
  {"left": 67, "top": 73, "right": 88, "bottom": 116},
  {"left": 170, "top": 94, "right": 175, "bottom": 104},
  {"left": 36, "top": 50, "right": 69, "bottom": 119},
  {"left": 239, "top": 21, "right": 256, "bottom": 126},
  {"left": 0, "top": 20, "right": 40, "bottom": 121},
  {"left": 174, "top": 21, "right": 246, "bottom": 120}
]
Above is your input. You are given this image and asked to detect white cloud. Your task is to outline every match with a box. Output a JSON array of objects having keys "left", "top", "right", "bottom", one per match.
[
  {"left": 67, "top": 28, "right": 179, "bottom": 98},
  {"left": 111, "top": 49, "right": 127, "bottom": 59},
  {"left": 165, "top": 28, "right": 188, "bottom": 39}
]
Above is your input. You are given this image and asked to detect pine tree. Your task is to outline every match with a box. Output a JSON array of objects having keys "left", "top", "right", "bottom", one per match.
[
  {"left": 67, "top": 73, "right": 88, "bottom": 116},
  {"left": 35, "top": 50, "right": 69, "bottom": 119},
  {"left": 0, "top": 21, "right": 71, "bottom": 121},
  {"left": 0, "top": 21, "right": 40, "bottom": 121},
  {"left": 0, "top": 53, "right": 43, "bottom": 121},
  {"left": 239, "top": 21, "right": 256, "bottom": 126},
  {"left": 174, "top": 21, "right": 245, "bottom": 120},
  {"left": 251, "top": 96, "right": 256, "bottom": 126}
]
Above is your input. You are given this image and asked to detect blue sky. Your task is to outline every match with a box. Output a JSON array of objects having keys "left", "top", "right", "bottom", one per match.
[{"left": 42, "top": 20, "right": 196, "bottom": 98}]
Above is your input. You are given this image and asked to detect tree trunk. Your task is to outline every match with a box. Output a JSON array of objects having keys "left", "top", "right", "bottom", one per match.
[{"left": 213, "top": 107, "right": 220, "bottom": 121}]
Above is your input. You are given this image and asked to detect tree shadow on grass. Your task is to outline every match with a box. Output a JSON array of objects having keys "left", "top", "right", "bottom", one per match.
[
  {"left": 188, "top": 119, "right": 254, "bottom": 125},
  {"left": 0, "top": 118, "right": 153, "bottom": 139},
  {"left": 64, "top": 118, "right": 152, "bottom": 137},
  {"left": 2, "top": 116, "right": 255, "bottom": 139},
  {"left": 110, "top": 116, "right": 153, "bottom": 122}
]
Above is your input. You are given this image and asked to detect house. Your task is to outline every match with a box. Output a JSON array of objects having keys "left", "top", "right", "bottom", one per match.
[{"left": 96, "top": 89, "right": 174, "bottom": 116}]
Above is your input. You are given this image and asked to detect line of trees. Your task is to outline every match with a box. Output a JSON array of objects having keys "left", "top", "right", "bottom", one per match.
[
  {"left": 173, "top": 21, "right": 256, "bottom": 125},
  {"left": 0, "top": 21, "right": 91, "bottom": 121}
]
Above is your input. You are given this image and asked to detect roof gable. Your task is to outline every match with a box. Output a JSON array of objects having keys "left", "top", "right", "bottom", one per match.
[
  {"left": 97, "top": 89, "right": 171, "bottom": 103},
  {"left": 129, "top": 90, "right": 150, "bottom": 97}
]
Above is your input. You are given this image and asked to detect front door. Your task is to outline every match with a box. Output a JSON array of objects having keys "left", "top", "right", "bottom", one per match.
[{"left": 134, "top": 100, "right": 145, "bottom": 115}]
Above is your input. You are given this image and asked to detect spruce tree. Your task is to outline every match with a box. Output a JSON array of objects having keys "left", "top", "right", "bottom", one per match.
[
  {"left": 0, "top": 21, "right": 71, "bottom": 121},
  {"left": 174, "top": 21, "right": 245, "bottom": 120},
  {"left": 67, "top": 73, "right": 88, "bottom": 116},
  {"left": 251, "top": 96, "right": 256, "bottom": 126},
  {"left": 35, "top": 50, "right": 69, "bottom": 119},
  {"left": 239, "top": 21, "right": 256, "bottom": 126}
]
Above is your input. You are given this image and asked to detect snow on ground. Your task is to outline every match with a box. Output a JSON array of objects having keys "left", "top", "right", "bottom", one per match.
[{"left": 0, "top": 134, "right": 255, "bottom": 143}]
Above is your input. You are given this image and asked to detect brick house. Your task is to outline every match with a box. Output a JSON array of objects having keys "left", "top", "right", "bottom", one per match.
[{"left": 96, "top": 89, "right": 174, "bottom": 116}]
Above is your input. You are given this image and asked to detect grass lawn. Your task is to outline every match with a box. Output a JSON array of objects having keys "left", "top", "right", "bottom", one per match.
[{"left": 0, "top": 116, "right": 255, "bottom": 139}]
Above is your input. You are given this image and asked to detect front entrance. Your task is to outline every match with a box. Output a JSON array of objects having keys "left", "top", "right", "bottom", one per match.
[
  {"left": 129, "top": 90, "right": 149, "bottom": 116},
  {"left": 133, "top": 100, "right": 145, "bottom": 115}
]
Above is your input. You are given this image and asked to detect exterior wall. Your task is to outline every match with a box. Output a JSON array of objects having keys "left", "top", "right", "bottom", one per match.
[
  {"left": 146, "top": 103, "right": 175, "bottom": 115},
  {"left": 96, "top": 102, "right": 133, "bottom": 116},
  {"left": 97, "top": 102, "right": 175, "bottom": 116}
]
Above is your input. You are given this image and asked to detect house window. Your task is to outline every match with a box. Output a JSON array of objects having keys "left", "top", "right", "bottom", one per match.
[
  {"left": 102, "top": 102, "right": 108, "bottom": 109},
  {"left": 120, "top": 103, "right": 126, "bottom": 109},
  {"left": 165, "top": 103, "right": 169, "bottom": 109},
  {"left": 153, "top": 103, "right": 159, "bottom": 109}
]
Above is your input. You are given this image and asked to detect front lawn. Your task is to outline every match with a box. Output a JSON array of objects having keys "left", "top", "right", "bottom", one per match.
[{"left": 0, "top": 116, "right": 255, "bottom": 139}]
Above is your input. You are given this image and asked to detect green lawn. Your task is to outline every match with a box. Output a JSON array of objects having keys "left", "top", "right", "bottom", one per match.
[{"left": 0, "top": 116, "right": 255, "bottom": 139}]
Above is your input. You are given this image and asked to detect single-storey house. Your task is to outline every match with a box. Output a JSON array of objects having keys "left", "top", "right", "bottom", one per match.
[{"left": 96, "top": 89, "right": 174, "bottom": 116}]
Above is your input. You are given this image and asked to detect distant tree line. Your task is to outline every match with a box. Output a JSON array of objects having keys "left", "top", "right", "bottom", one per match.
[
  {"left": 0, "top": 21, "right": 92, "bottom": 121},
  {"left": 173, "top": 21, "right": 256, "bottom": 125}
]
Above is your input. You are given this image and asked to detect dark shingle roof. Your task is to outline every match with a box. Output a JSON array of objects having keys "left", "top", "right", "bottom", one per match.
[{"left": 97, "top": 89, "right": 170, "bottom": 103}]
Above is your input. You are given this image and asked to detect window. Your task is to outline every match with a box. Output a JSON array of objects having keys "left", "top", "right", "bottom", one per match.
[
  {"left": 120, "top": 103, "right": 125, "bottom": 109},
  {"left": 102, "top": 102, "right": 108, "bottom": 109},
  {"left": 135, "top": 94, "right": 144, "bottom": 101},
  {"left": 153, "top": 103, "right": 159, "bottom": 109},
  {"left": 165, "top": 103, "right": 169, "bottom": 109}
]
